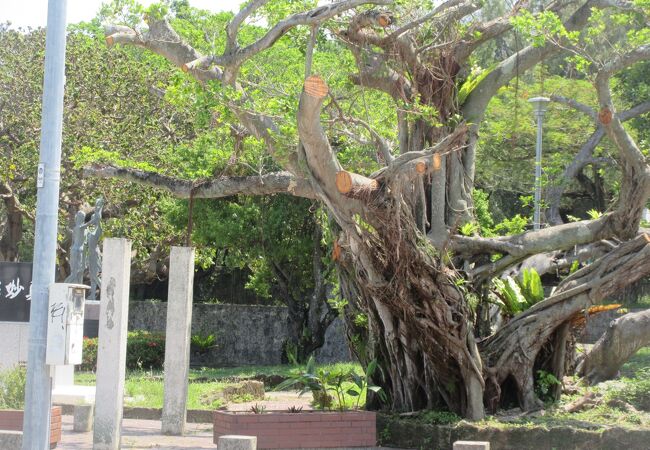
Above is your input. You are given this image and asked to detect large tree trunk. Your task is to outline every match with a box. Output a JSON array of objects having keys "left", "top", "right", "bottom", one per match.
[{"left": 578, "top": 309, "right": 650, "bottom": 384}]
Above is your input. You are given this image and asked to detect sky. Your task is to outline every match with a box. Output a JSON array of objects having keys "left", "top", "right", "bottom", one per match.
[{"left": 0, "top": 0, "right": 244, "bottom": 28}]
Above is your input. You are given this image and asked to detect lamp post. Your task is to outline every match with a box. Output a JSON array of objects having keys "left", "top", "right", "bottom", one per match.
[
  {"left": 22, "top": 0, "right": 68, "bottom": 448},
  {"left": 528, "top": 96, "right": 550, "bottom": 231}
]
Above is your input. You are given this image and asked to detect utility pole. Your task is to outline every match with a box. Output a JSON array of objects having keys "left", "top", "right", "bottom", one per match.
[
  {"left": 528, "top": 97, "right": 550, "bottom": 231},
  {"left": 22, "top": 1, "right": 68, "bottom": 448}
]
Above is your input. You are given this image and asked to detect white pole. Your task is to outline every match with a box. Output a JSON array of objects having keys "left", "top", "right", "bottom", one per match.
[{"left": 22, "top": 1, "right": 68, "bottom": 448}]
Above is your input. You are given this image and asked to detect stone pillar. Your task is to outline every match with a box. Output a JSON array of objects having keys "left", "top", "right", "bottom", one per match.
[
  {"left": 93, "top": 238, "right": 131, "bottom": 450},
  {"left": 453, "top": 441, "right": 490, "bottom": 450},
  {"left": 218, "top": 435, "right": 257, "bottom": 450},
  {"left": 161, "top": 247, "right": 195, "bottom": 435},
  {"left": 74, "top": 404, "right": 94, "bottom": 432}
]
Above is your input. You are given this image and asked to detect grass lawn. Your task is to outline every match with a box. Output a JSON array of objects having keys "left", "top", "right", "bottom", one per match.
[
  {"left": 74, "top": 362, "right": 364, "bottom": 410},
  {"left": 74, "top": 348, "right": 650, "bottom": 422}
]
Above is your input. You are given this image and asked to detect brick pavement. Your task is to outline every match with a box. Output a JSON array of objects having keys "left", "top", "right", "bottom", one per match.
[{"left": 57, "top": 415, "right": 214, "bottom": 449}]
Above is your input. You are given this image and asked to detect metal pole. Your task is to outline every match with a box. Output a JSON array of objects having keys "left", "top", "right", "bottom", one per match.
[
  {"left": 22, "top": 1, "right": 68, "bottom": 448},
  {"left": 534, "top": 112, "right": 543, "bottom": 230},
  {"left": 528, "top": 97, "right": 549, "bottom": 231}
]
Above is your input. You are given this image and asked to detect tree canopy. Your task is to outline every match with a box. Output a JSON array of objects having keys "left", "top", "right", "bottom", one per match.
[{"left": 2, "top": 0, "right": 650, "bottom": 419}]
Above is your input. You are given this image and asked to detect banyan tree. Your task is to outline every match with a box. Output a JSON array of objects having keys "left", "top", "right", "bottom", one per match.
[{"left": 89, "top": 0, "right": 650, "bottom": 419}]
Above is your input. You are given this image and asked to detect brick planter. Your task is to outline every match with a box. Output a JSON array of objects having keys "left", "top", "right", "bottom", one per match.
[
  {"left": 0, "top": 406, "right": 62, "bottom": 448},
  {"left": 213, "top": 410, "right": 376, "bottom": 449}
]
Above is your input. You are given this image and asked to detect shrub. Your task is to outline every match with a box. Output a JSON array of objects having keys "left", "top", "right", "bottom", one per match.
[
  {"left": 80, "top": 330, "right": 166, "bottom": 371},
  {"left": 126, "top": 331, "right": 166, "bottom": 370},
  {"left": 0, "top": 365, "right": 26, "bottom": 409}
]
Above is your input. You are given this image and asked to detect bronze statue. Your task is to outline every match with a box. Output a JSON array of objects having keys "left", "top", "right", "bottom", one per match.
[{"left": 65, "top": 197, "right": 103, "bottom": 299}]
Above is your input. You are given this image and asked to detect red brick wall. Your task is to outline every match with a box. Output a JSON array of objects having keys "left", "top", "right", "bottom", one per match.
[
  {"left": 0, "top": 406, "right": 62, "bottom": 448},
  {"left": 214, "top": 410, "right": 376, "bottom": 449}
]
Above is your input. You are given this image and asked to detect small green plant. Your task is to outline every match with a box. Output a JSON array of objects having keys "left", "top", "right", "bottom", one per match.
[
  {"left": 327, "top": 296, "right": 349, "bottom": 317},
  {"left": 493, "top": 268, "right": 545, "bottom": 316},
  {"left": 286, "top": 405, "right": 303, "bottom": 413},
  {"left": 275, "top": 356, "right": 385, "bottom": 411},
  {"left": 250, "top": 403, "right": 266, "bottom": 414},
  {"left": 459, "top": 222, "right": 477, "bottom": 236},
  {"left": 587, "top": 209, "right": 603, "bottom": 219},
  {"left": 353, "top": 313, "right": 368, "bottom": 328},
  {"left": 535, "top": 370, "right": 560, "bottom": 401},
  {"left": 0, "top": 365, "right": 26, "bottom": 409},
  {"left": 284, "top": 341, "right": 299, "bottom": 365},
  {"left": 191, "top": 333, "right": 216, "bottom": 353}
]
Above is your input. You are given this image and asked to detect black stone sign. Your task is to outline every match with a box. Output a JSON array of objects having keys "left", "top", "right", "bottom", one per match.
[{"left": 0, "top": 262, "right": 32, "bottom": 322}]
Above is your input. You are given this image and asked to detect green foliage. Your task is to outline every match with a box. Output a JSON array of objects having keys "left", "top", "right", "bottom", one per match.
[
  {"left": 418, "top": 409, "right": 461, "bottom": 425},
  {"left": 587, "top": 209, "right": 603, "bottom": 220},
  {"left": 459, "top": 222, "right": 478, "bottom": 236},
  {"left": 82, "top": 331, "right": 166, "bottom": 371},
  {"left": 519, "top": 268, "right": 545, "bottom": 304},
  {"left": 126, "top": 331, "right": 166, "bottom": 371},
  {"left": 81, "top": 336, "right": 99, "bottom": 372},
  {"left": 473, "top": 189, "right": 494, "bottom": 235},
  {"left": 327, "top": 295, "right": 349, "bottom": 317},
  {"left": 274, "top": 356, "right": 384, "bottom": 411},
  {"left": 493, "top": 268, "right": 544, "bottom": 315},
  {"left": 492, "top": 215, "right": 529, "bottom": 236},
  {"left": 535, "top": 370, "right": 560, "bottom": 402},
  {"left": 250, "top": 403, "right": 267, "bottom": 414},
  {"left": 458, "top": 64, "right": 495, "bottom": 105},
  {"left": 191, "top": 333, "right": 217, "bottom": 352},
  {"left": 0, "top": 365, "right": 27, "bottom": 409}
]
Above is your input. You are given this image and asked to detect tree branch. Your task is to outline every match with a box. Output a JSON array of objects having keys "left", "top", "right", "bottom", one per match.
[
  {"left": 462, "top": 0, "right": 614, "bottom": 123},
  {"left": 214, "top": 0, "right": 391, "bottom": 80},
  {"left": 83, "top": 164, "right": 315, "bottom": 199},
  {"left": 225, "top": 0, "right": 272, "bottom": 55},
  {"left": 551, "top": 95, "right": 597, "bottom": 119}
]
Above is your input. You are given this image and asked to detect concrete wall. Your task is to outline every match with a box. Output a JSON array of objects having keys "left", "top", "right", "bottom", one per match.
[
  {"left": 0, "top": 322, "right": 30, "bottom": 371},
  {"left": 128, "top": 301, "right": 351, "bottom": 366}
]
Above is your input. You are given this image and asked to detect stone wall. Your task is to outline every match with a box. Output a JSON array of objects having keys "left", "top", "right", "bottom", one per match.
[{"left": 128, "top": 300, "right": 351, "bottom": 366}]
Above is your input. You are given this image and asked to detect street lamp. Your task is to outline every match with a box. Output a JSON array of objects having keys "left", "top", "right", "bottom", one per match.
[{"left": 528, "top": 96, "right": 550, "bottom": 231}]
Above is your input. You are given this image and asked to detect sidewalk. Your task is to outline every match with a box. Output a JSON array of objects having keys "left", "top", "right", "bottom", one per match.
[
  {"left": 56, "top": 416, "right": 404, "bottom": 450},
  {"left": 58, "top": 415, "right": 214, "bottom": 449}
]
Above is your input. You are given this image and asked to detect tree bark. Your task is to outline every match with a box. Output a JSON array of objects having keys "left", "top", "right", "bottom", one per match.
[{"left": 578, "top": 308, "right": 650, "bottom": 384}]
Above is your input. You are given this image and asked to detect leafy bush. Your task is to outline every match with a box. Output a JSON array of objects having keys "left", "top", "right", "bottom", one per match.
[
  {"left": 81, "top": 336, "right": 99, "bottom": 371},
  {"left": 81, "top": 330, "right": 166, "bottom": 371},
  {"left": 275, "top": 356, "right": 385, "bottom": 410},
  {"left": 0, "top": 365, "right": 26, "bottom": 409},
  {"left": 126, "top": 331, "right": 166, "bottom": 370}
]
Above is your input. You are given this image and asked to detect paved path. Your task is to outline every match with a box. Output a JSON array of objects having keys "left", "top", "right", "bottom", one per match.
[
  {"left": 58, "top": 415, "right": 214, "bottom": 449},
  {"left": 57, "top": 415, "right": 405, "bottom": 450}
]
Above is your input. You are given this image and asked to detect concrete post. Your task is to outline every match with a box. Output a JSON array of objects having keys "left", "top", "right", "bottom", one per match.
[
  {"left": 73, "top": 404, "right": 94, "bottom": 432},
  {"left": 218, "top": 435, "right": 257, "bottom": 450},
  {"left": 453, "top": 441, "right": 490, "bottom": 450},
  {"left": 161, "top": 247, "right": 195, "bottom": 435},
  {"left": 93, "top": 238, "right": 131, "bottom": 450}
]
